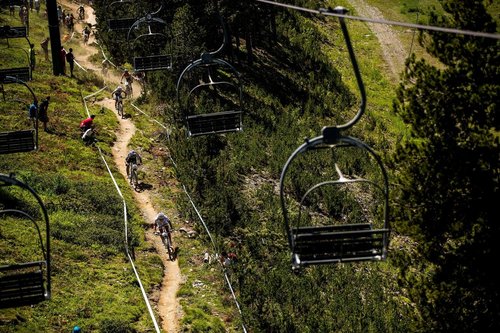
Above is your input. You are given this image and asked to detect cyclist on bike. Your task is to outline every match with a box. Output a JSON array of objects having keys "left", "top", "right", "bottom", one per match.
[
  {"left": 121, "top": 69, "right": 133, "bottom": 96},
  {"left": 80, "top": 115, "right": 95, "bottom": 132},
  {"left": 154, "top": 212, "right": 173, "bottom": 246},
  {"left": 82, "top": 25, "right": 91, "bottom": 44},
  {"left": 121, "top": 69, "right": 133, "bottom": 85},
  {"left": 77, "top": 5, "right": 85, "bottom": 20},
  {"left": 125, "top": 150, "right": 142, "bottom": 179},
  {"left": 111, "top": 85, "right": 127, "bottom": 110}
]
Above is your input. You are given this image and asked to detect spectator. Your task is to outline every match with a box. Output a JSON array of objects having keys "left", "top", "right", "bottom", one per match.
[
  {"left": 65, "top": 48, "right": 75, "bottom": 77},
  {"left": 60, "top": 46, "right": 67, "bottom": 75},
  {"left": 28, "top": 43, "right": 35, "bottom": 71},
  {"left": 28, "top": 99, "right": 38, "bottom": 127},
  {"left": 40, "top": 37, "right": 49, "bottom": 61},
  {"left": 38, "top": 96, "right": 50, "bottom": 132},
  {"left": 57, "top": 5, "right": 62, "bottom": 23}
]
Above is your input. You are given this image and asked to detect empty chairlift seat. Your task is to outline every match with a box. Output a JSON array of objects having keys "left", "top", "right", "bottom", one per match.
[
  {"left": 292, "top": 223, "right": 389, "bottom": 267},
  {"left": 0, "top": 129, "right": 36, "bottom": 154},
  {"left": 134, "top": 55, "right": 172, "bottom": 72},
  {"left": 0, "top": 67, "right": 31, "bottom": 83},
  {"left": 280, "top": 131, "right": 390, "bottom": 271},
  {"left": 0, "top": 174, "right": 52, "bottom": 309},
  {"left": 186, "top": 110, "right": 242, "bottom": 137},
  {"left": 0, "top": 262, "right": 46, "bottom": 308},
  {"left": 177, "top": 55, "right": 244, "bottom": 137}
]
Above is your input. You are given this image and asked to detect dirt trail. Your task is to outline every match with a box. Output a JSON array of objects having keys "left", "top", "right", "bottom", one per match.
[
  {"left": 65, "top": 2, "right": 181, "bottom": 332},
  {"left": 347, "top": 0, "right": 407, "bottom": 79}
]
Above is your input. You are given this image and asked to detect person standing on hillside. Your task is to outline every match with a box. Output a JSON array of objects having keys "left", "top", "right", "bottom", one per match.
[
  {"left": 65, "top": 48, "right": 75, "bottom": 77},
  {"left": 38, "top": 96, "right": 50, "bottom": 132},
  {"left": 34, "top": 0, "right": 40, "bottom": 15},
  {"left": 60, "top": 46, "right": 67, "bottom": 75},
  {"left": 28, "top": 43, "right": 35, "bottom": 71},
  {"left": 40, "top": 37, "right": 49, "bottom": 61},
  {"left": 28, "top": 99, "right": 38, "bottom": 127}
]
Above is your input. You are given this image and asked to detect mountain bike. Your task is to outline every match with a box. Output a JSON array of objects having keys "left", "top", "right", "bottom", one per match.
[
  {"left": 159, "top": 227, "right": 175, "bottom": 261},
  {"left": 116, "top": 96, "right": 124, "bottom": 119},
  {"left": 129, "top": 163, "right": 139, "bottom": 190},
  {"left": 124, "top": 80, "right": 133, "bottom": 98}
]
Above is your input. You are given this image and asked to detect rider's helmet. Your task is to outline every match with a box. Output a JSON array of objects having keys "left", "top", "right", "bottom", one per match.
[
  {"left": 116, "top": 86, "right": 123, "bottom": 91},
  {"left": 73, "top": 326, "right": 81, "bottom": 333},
  {"left": 158, "top": 212, "right": 165, "bottom": 219}
]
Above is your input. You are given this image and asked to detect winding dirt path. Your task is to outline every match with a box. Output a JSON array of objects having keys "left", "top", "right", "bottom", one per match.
[
  {"left": 347, "top": 0, "right": 407, "bottom": 79},
  {"left": 64, "top": 2, "right": 182, "bottom": 332}
]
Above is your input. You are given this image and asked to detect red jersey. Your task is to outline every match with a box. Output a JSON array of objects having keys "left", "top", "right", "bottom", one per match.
[{"left": 80, "top": 117, "right": 93, "bottom": 128}]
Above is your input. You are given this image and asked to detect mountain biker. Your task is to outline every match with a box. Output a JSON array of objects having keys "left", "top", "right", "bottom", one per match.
[
  {"left": 111, "top": 86, "right": 127, "bottom": 110},
  {"left": 82, "top": 127, "right": 96, "bottom": 145},
  {"left": 82, "top": 25, "right": 91, "bottom": 43},
  {"left": 121, "top": 69, "right": 133, "bottom": 85},
  {"left": 79, "top": 115, "right": 95, "bottom": 132},
  {"left": 154, "top": 212, "right": 173, "bottom": 246},
  {"left": 125, "top": 150, "right": 142, "bottom": 179},
  {"left": 77, "top": 5, "right": 85, "bottom": 20}
]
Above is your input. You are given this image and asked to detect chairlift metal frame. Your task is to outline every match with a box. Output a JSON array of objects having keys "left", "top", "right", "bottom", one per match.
[
  {"left": 176, "top": 54, "right": 243, "bottom": 137},
  {"left": 175, "top": 16, "right": 243, "bottom": 137},
  {"left": 0, "top": 76, "right": 38, "bottom": 154},
  {"left": 279, "top": 7, "right": 390, "bottom": 271},
  {"left": 126, "top": 7, "right": 173, "bottom": 72},
  {"left": 0, "top": 173, "right": 51, "bottom": 308},
  {"left": 1, "top": 25, "right": 33, "bottom": 81}
]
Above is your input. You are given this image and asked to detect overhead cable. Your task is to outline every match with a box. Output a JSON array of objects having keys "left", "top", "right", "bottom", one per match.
[{"left": 255, "top": 0, "right": 500, "bottom": 40}]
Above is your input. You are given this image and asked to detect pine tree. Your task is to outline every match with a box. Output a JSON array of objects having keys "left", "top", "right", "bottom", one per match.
[{"left": 392, "top": 1, "right": 499, "bottom": 331}]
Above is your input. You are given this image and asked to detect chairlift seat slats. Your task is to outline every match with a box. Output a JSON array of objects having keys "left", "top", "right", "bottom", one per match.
[
  {"left": 107, "top": 18, "right": 137, "bottom": 31},
  {"left": 187, "top": 110, "right": 242, "bottom": 137},
  {"left": 292, "top": 226, "right": 389, "bottom": 266},
  {"left": 0, "top": 129, "right": 36, "bottom": 154},
  {"left": 0, "top": 262, "right": 46, "bottom": 309},
  {"left": 0, "top": 26, "right": 27, "bottom": 39},
  {"left": 134, "top": 55, "right": 171, "bottom": 72},
  {"left": 0, "top": 67, "right": 31, "bottom": 83}
]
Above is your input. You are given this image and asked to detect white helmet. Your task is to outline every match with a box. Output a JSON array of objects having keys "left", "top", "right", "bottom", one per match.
[{"left": 117, "top": 86, "right": 123, "bottom": 91}]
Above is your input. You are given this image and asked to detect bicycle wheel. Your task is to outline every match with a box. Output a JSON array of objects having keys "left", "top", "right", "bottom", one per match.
[
  {"left": 166, "top": 236, "right": 175, "bottom": 261},
  {"left": 132, "top": 169, "right": 138, "bottom": 189},
  {"left": 117, "top": 102, "right": 123, "bottom": 118}
]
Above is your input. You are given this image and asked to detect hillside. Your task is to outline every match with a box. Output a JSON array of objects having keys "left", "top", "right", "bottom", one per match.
[{"left": 2, "top": 0, "right": 498, "bottom": 332}]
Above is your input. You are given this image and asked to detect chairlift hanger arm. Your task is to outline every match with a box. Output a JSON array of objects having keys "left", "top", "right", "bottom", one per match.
[
  {"left": 208, "top": 14, "right": 230, "bottom": 58},
  {"left": 312, "top": 7, "right": 366, "bottom": 133},
  {"left": 127, "top": 14, "right": 167, "bottom": 41}
]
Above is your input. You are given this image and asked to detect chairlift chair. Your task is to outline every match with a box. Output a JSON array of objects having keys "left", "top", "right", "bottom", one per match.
[
  {"left": 0, "top": 76, "right": 38, "bottom": 154},
  {"left": 0, "top": 25, "right": 32, "bottom": 81},
  {"left": 279, "top": 7, "right": 390, "bottom": 271},
  {"left": 127, "top": 11, "right": 173, "bottom": 72},
  {"left": 176, "top": 54, "right": 243, "bottom": 137},
  {"left": 0, "top": 173, "right": 51, "bottom": 308},
  {"left": 279, "top": 129, "right": 390, "bottom": 271}
]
